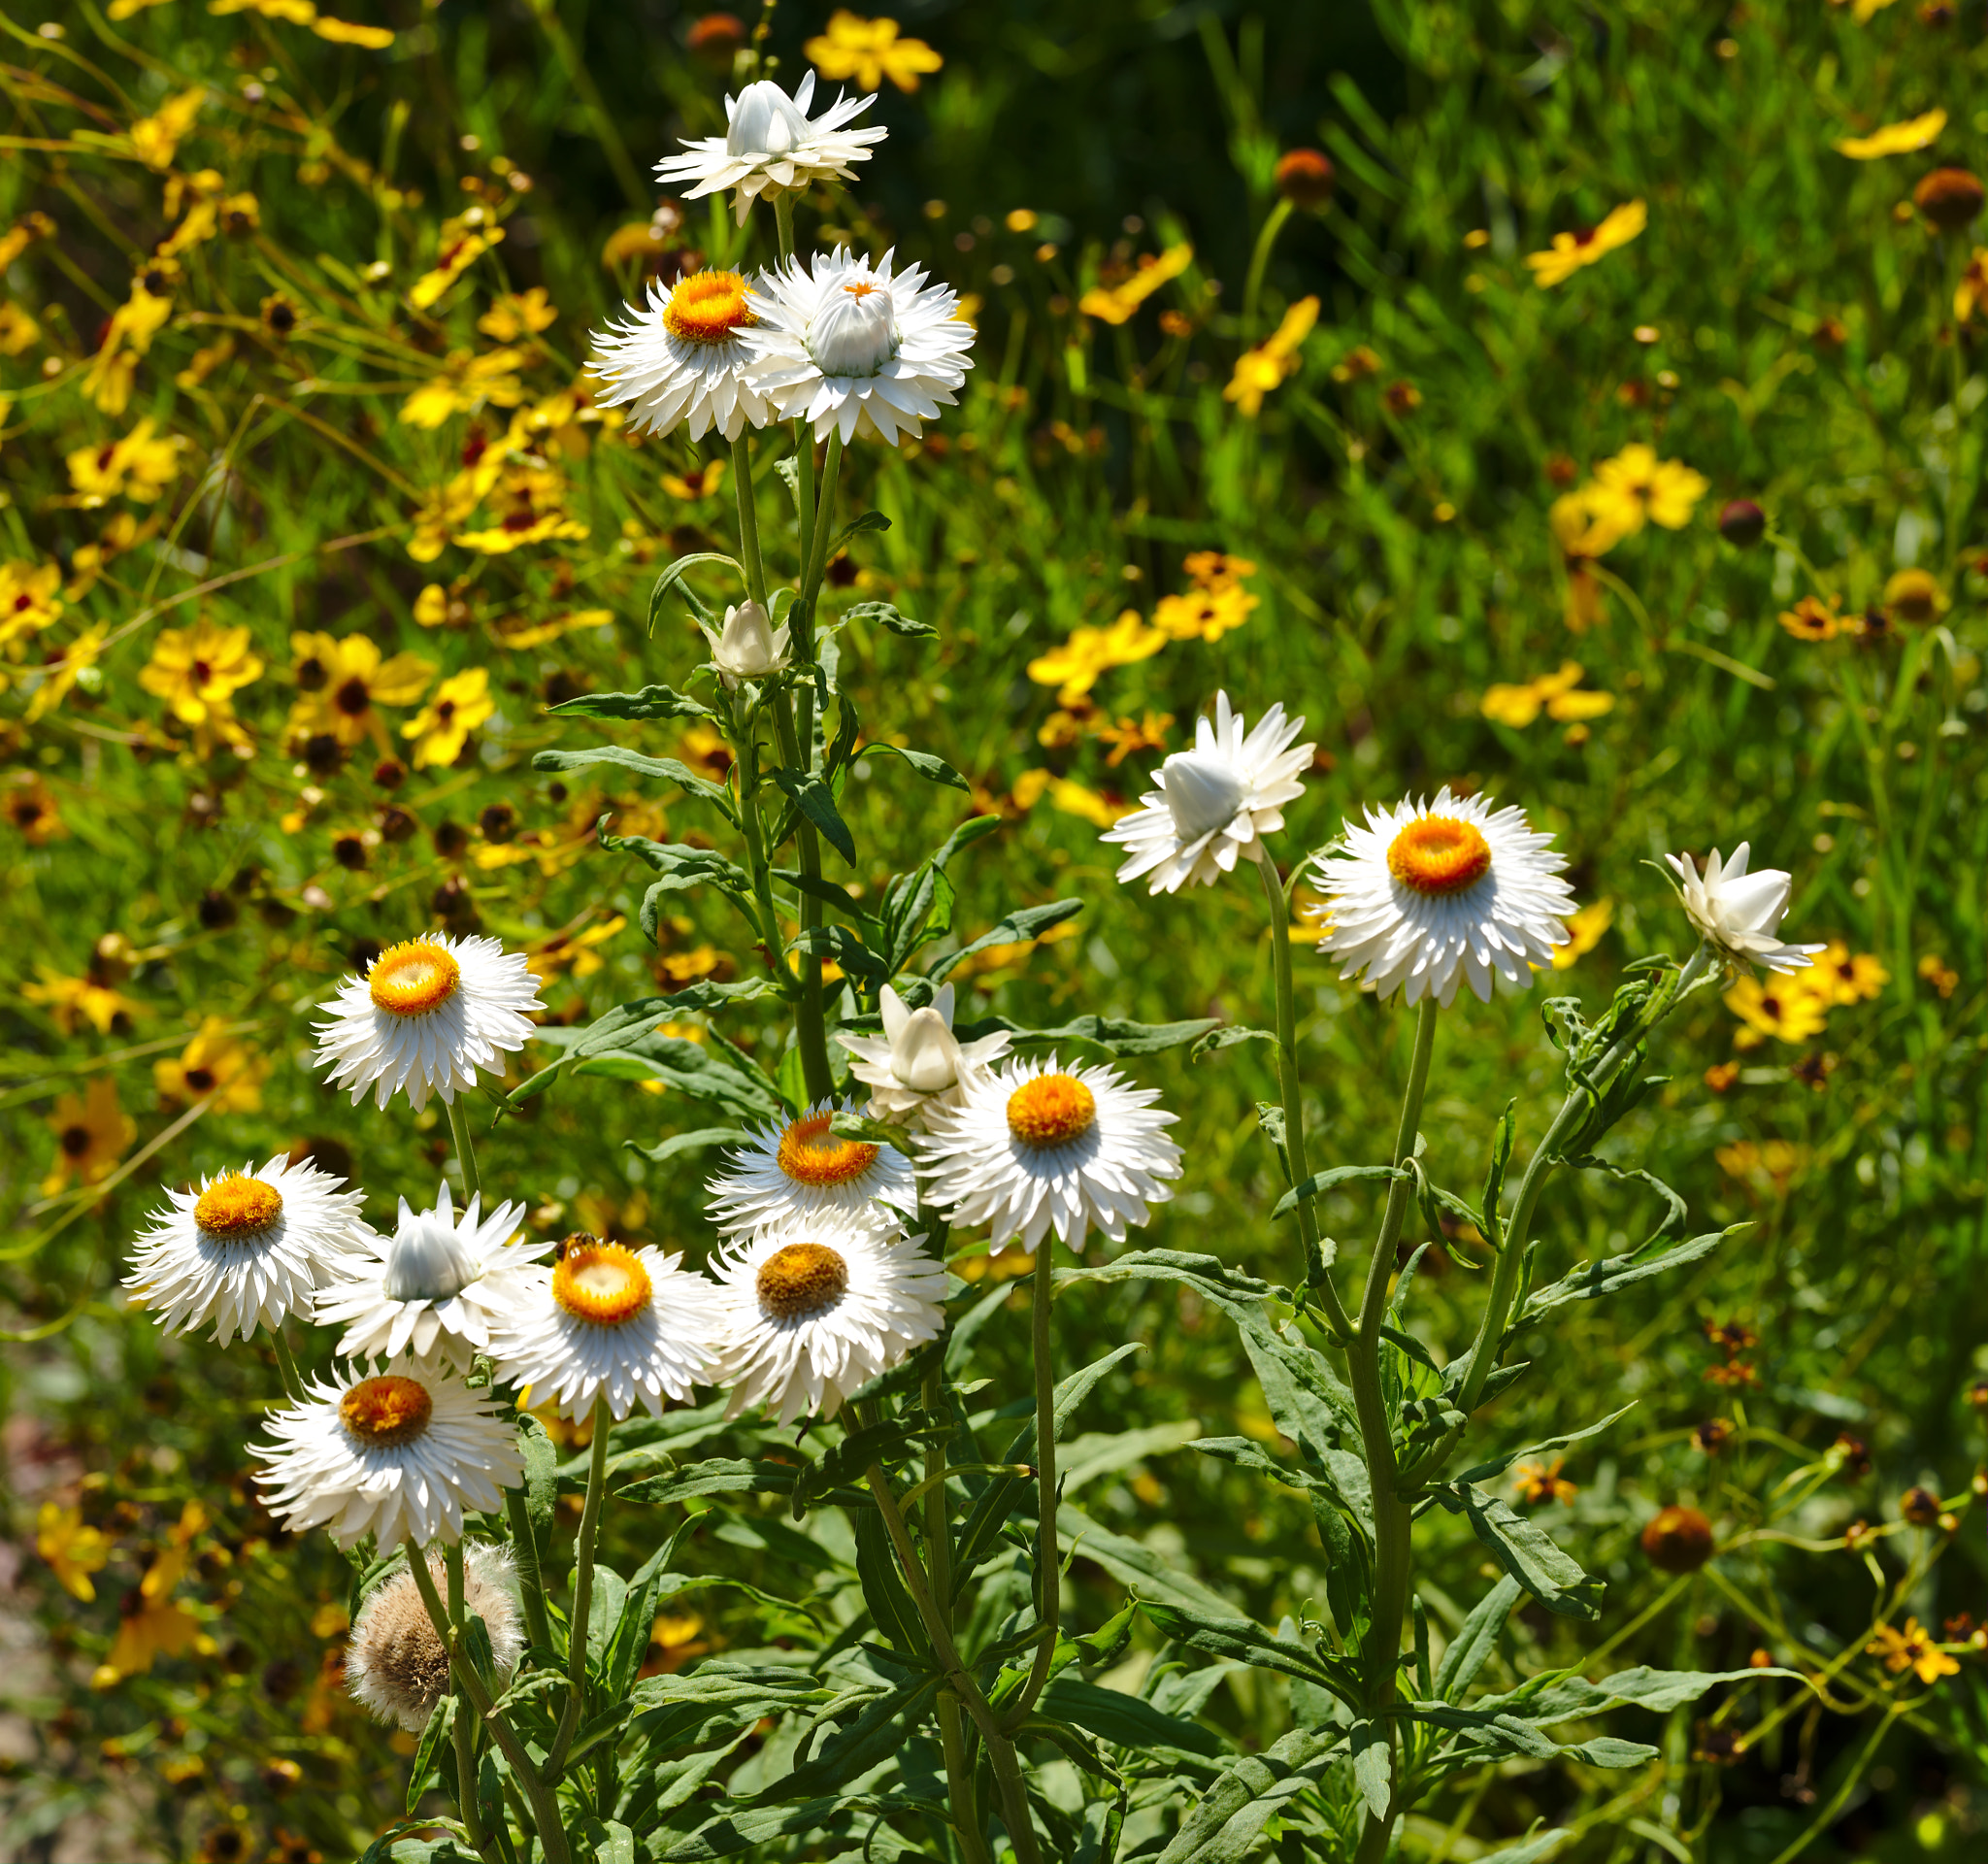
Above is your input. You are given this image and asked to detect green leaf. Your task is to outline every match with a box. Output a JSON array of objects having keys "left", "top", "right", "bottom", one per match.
[
  {"left": 647, "top": 550, "right": 744, "bottom": 632},
  {"left": 659, "top": 978, "right": 784, "bottom": 1012},
  {"left": 857, "top": 742, "right": 969, "bottom": 789},
  {"left": 582, "top": 1564, "right": 627, "bottom": 1664},
  {"left": 854, "top": 1510, "right": 925, "bottom": 1655},
  {"left": 1350, "top": 1717, "right": 1391, "bottom": 1818},
  {"left": 790, "top": 923, "right": 887, "bottom": 981},
  {"left": 762, "top": 1676, "right": 943, "bottom": 1803},
  {"left": 1437, "top": 1485, "right": 1606, "bottom": 1619},
  {"left": 654, "top": 1793, "right": 946, "bottom": 1861},
  {"left": 1008, "top": 1014, "right": 1222, "bottom": 1057},
  {"left": 1452, "top": 1403, "right": 1639, "bottom": 1488},
  {"left": 628, "top": 1126, "right": 745, "bottom": 1164},
  {"left": 1472, "top": 1833, "right": 1570, "bottom": 1864},
  {"left": 519, "top": 1415, "right": 557, "bottom": 1540},
  {"left": 1190, "top": 1023, "right": 1277, "bottom": 1061},
  {"left": 1272, "top": 1164, "right": 1407, "bottom": 1221},
  {"left": 1481, "top": 1664, "right": 1801, "bottom": 1724},
  {"left": 1480, "top": 1099, "right": 1517, "bottom": 1248},
  {"left": 600, "top": 823, "right": 752, "bottom": 903},
  {"left": 630, "top": 1660, "right": 836, "bottom": 1752},
  {"left": 549, "top": 684, "right": 717, "bottom": 723},
  {"left": 1517, "top": 1227, "right": 1744, "bottom": 1329},
  {"left": 533, "top": 745, "right": 736, "bottom": 816},
  {"left": 406, "top": 1696, "right": 454, "bottom": 1814},
  {"left": 1152, "top": 1726, "right": 1342, "bottom": 1864},
  {"left": 617, "top": 1456, "right": 864, "bottom": 1509},
  {"left": 603, "top": 1534, "right": 684, "bottom": 1701},
  {"left": 927, "top": 899, "right": 1083, "bottom": 982},
  {"left": 772, "top": 768, "right": 856, "bottom": 863},
  {"left": 827, "top": 509, "right": 890, "bottom": 558},
  {"left": 1433, "top": 1575, "right": 1522, "bottom": 1702},
  {"left": 580, "top": 1818, "right": 635, "bottom": 1864},
  {"left": 844, "top": 599, "right": 937, "bottom": 639},
  {"left": 506, "top": 1004, "right": 781, "bottom": 1120},
  {"left": 1137, "top": 1600, "right": 1355, "bottom": 1700},
  {"left": 1040, "top": 1678, "right": 1224, "bottom": 1758}
]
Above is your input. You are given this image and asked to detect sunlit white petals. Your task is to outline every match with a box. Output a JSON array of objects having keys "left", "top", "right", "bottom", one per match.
[
  {"left": 701, "top": 599, "right": 791, "bottom": 685},
  {"left": 125, "top": 1154, "right": 372, "bottom": 1347},
  {"left": 590, "top": 268, "right": 776, "bottom": 443},
  {"left": 1104, "top": 692, "right": 1313, "bottom": 893},
  {"left": 655, "top": 73, "right": 886, "bottom": 225},
  {"left": 1309, "top": 787, "right": 1575, "bottom": 1007},
  {"left": 837, "top": 982, "right": 1011, "bottom": 1124},
  {"left": 1665, "top": 843, "right": 1824, "bottom": 975},
  {"left": 707, "top": 1099, "right": 919, "bottom": 1238}
]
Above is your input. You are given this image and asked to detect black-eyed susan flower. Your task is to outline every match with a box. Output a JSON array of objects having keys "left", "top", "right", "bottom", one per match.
[
  {"left": 709, "top": 1101, "right": 918, "bottom": 1237},
  {"left": 348, "top": 1545, "right": 520, "bottom": 1730},
  {"left": 654, "top": 73, "right": 886, "bottom": 225},
  {"left": 400, "top": 667, "right": 494, "bottom": 768},
  {"left": 1524, "top": 199, "right": 1646, "bottom": 287},
  {"left": 1667, "top": 844, "right": 1826, "bottom": 973},
  {"left": 285, "top": 631, "right": 435, "bottom": 749},
  {"left": 153, "top": 1016, "right": 269, "bottom": 1113},
  {"left": 43, "top": 1075, "right": 135, "bottom": 1197}
]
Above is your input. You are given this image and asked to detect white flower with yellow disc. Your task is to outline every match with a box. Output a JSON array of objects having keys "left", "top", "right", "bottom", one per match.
[
  {"left": 710, "top": 1217, "right": 947, "bottom": 1426},
  {"left": 1309, "top": 787, "right": 1576, "bottom": 1007},
  {"left": 125, "top": 1153, "right": 372, "bottom": 1346},
  {"left": 253, "top": 1357, "right": 523, "bottom": 1550},
  {"left": 590, "top": 267, "right": 776, "bottom": 442},
  {"left": 836, "top": 982, "right": 1011, "bottom": 1126},
  {"left": 487, "top": 1237, "right": 723, "bottom": 1420},
  {"left": 707, "top": 1099, "right": 918, "bottom": 1239},
  {"left": 653, "top": 73, "right": 886, "bottom": 225},
  {"left": 314, "top": 933, "right": 542, "bottom": 1113},
  {"left": 917, "top": 1055, "right": 1181, "bottom": 1254}
]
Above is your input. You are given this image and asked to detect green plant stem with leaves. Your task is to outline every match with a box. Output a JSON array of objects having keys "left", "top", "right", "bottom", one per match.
[{"left": 548, "top": 1393, "right": 612, "bottom": 1778}]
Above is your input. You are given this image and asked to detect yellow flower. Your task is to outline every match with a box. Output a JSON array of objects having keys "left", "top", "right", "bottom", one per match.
[
  {"left": 1512, "top": 1458, "right": 1578, "bottom": 1506},
  {"left": 43, "top": 1076, "right": 136, "bottom": 1197},
  {"left": 453, "top": 510, "right": 588, "bottom": 554},
  {"left": 107, "top": 1550, "right": 204, "bottom": 1680},
  {"left": 1835, "top": 109, "right": 1945, "bottom": 160},
  {"left": 1813, "top": 940, "right": 1888, "bottom": 1006},
  {"left": 312, "top": 16, "right": 395, "bottom": 46},
  {"left": 478, "top": 288, "right": 558, "bottom": 341},
  {"left": 66, "top": 420, "right": 189, "bottom": 507},
  {"left": 1725, "top": 973, "right": 1830, "bottom": 1047},
  {"left": 1524, "top": 199, "right": 1646, "bottom": 286},
  {"left": 1026, "top": 609, "right": 1168, "bottom": 706},
  {"left": 1182, "top": 550, "right": 1257, "bottom": 589},
  {"left": 400, "top": 348, "right": 527, "bottom": 428},
  {"left": 1957, "top": 248, "right": 1988, "bottom": 324},
  {"left": 525, "top": 915, "right": 626, "bottom": 982},
  {"left": 804, "top": 11, "right": 944, "bottom": 92},
  {"left": 1587, "top": 444, "right": 1707, "bottom": 534},
  {"left": 1850, "top": 0, "right": 1898, "bottom": 17},
  {"left": 154, "top": 1016, "right": 270, "bottom": 1113},
  {"left": 1867, "top": 1618, "right": 1960, "bottom": 1684},
  {"left": 1548, "top": 487, "right": 1630, "bottom": 561},
  {"left": 1551, "top": 898, "right": 1614, "bottom": 971},
  {"left": 661, "top": 458, "right": 728, "bottom": 502},
  {"left": 1777, "top": 596, "right": 1842, "bottom": 643},
  {"left": 1078, "top": 244, "right": 1195, "bottom": 326},
  {"left": 488, "top": 607, "right": 613, "bottom": 650},
  {"left": 285, "top": 631, "right": 435, "bottom": 746},
  {"left": 403, "top": 667, "right": 495, "bottom": 767},
  {"left": 1152, "top": 581, "right": 1258, "bottom": 643},
  {"left": 140, "top": 618, "right": 263, "bottom": 725},
  {"left": 24, "top": 967, "right": 142, "bottom": 1035},
  {"left": 410, "top": 223, "right": 506, "bottom": 311},
  {"left": 1048, "top": 778, "right": 1133, "bottom": 828},
  {"left": 1092, "top": 710, "right": 1174, "bottom": 766},
  {"left": 1548, "top": 686, "right": 1614, "bottom": 722},
  {"left": 1881, "top": 568, "right": 1946, "bottom": 623},
  {"left": 36, "top": 1504, "right": 113, "bottom": 1603},
  {"left": 1223, "top": 295, "right": 1320, "bottom": 416},
  {"left": 210, "top": 0, "right": 318, "bottom": 21},
  {"left": 127, "top": 88, "right": 204, "bottom": 172},
  {"left": 0, "top": 560, "right": 64, "bottom": 650},
  {"left": 0, "top": 302, "right": 40, "bottom": 356},
  {"left": 1481, "top": 661, "right": 1611, "bottom": 728},
  {"left": 6, "top": 773, "right": 69, "bottom": 846}
]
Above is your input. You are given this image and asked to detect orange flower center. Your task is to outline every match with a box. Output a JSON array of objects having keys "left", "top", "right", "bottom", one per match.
[
  {"left": 194, "top": 1173, "right": 283, "bottom": 1239},
  {"left": 776, "top": 1113, "right": 878, "bottom": 1187},
  {"left": 1007, "top": 1074, "right": 1098, "bottom": 1149},
  {"left": 842, "top": 281, "right": 881, "bottom": 299},
  {"left": 340, "top": 1375, "right": 433, "bottom": 1448},
  {"left": 755, "top": 1242, "right": 849, "bottom": 1320},
  {"left": 1387, "top": 816, "right": 1492, "bottom": 896},
  {"left": 552, "top": 1241, "right": 653, "bottom": 1326},
  {"left": 368, "top": 940, "right": 461, "bottom": 1016},
  {"left": 663, "top": 269, "right": 756, "bottom": 345}
]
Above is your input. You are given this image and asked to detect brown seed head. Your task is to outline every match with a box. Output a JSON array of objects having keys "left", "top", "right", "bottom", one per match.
[
  {"left": 1914, "top": 167, "right": 1984, "bottom": 232},
  {"left": 1274, "top": 149, "right": 1336, "bottom": 209},
  {"left": 347, "top": 1545, "right": 521, "bottom": 1731},
  {"left": 1717, "top": 499, "right": 1766, "bottom": 548},
  {"left": 1641, "top": 1505, "right": 1715, "bottom": 1573},
  {"left": 1900, "top": 1484, "right": 1942, "bottom": 1526}
]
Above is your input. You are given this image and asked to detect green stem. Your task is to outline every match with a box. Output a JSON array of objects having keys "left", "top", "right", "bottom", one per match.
[
  {"left": 1241, "top": 196, "right": 1293, "bottom": 340},
  {"left": 1945, "top": 237, "right": 1968, "bottom": 582},
  {"left": 730, "top": 433, "right": 769, "bottom": 612},
  {"left": 984, "top": 1734, "right": 1041, "bottom": 1864},
  {"left": 520, "top": 0, "right": 648, "bottom": 212},
  {"left": 446, "top": 1543, "right": 488, "bottom": 1858},
  {"left": 269, "top": 1326, "right": 305, "bottom": 1406},
  {"left": 773, "top": 189, "right": 795, "bottom": 263},
  {"left": 922, "top": 1361, "right": 991, "bottom": 1864},
  {"left": 548, "top": 1394, "right": 611, "bottom": 1777},
  {"left": 503, "top": 1488, "right": 555, "bottom": 1655},
  {"left": 447, "top": 1096, "right": 481, "bottom": 1207},
  {"left": 1004, "top": 1243, "right": 1061, "bottom": 1729}
]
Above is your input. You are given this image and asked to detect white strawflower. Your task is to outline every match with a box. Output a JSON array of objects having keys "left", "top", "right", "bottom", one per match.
[
  {"left": 918, "top": 1054, "right": 1182, "bottom": 1255},
  {"left": 746, "top": 247, "right": 975, "bottom": 445},
  {"left": 709, "top": 1217, "right": 948, "bottom": 1425},
  {"left": 707, "top": 1100, "right": 919, "bottom": 1239},
  {"left": 1665, "top": 844, "right": 1825, "bottom": 974},
  {"left": 315, "top": 933, "right": 543, "bottom": 1113},
  {"left": 125, "top": 1154, "right": 372, "bottom": 1347},
  {"left": 701, "top": 598, "right": 791, "bottom": 685},
  {"left": 590, "top": 267, "right": 776, "bottom": 443},
  {"left": 837, "top": 982, "right": 1011, "bottom": 1125},
  {"left": 487, "top": 1237, "right": 723, "bottom": 1420},
  {"left": 348, "top": 1543, "right": 522, "bottom": 1731},
  {"left": 312, "top": 1182, "right": 546, "bottom": 1368},
  {"left": 1309, "top": 788, "right": 1576, "bottom": 1007},
  {"left": 654, "top": 73, "right": 886, "bottom": 225},
  {"left": 253, "top": 1357, "right": 523, "bottom": 1551},
  {"left": 1103, "top": 691, "right": 1314, "bottom": 894}
]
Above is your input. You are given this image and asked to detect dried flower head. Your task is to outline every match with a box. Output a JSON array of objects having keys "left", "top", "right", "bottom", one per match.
[
  {"left": 347, "top": 1544, "right": 521, "bottom": 1731},
  {"left": 1900, "top": 1484, "right": 1943, "bottom": 1526},
  {"left": 1274, "top": 149, "right": 1336, "bottom": 208},
  {"left": 1914, "top": 167, "right": 1983, "bottom": 231},
  {"left": 1640, "top": 1504, "right": 1715, "bottom": 1573}
]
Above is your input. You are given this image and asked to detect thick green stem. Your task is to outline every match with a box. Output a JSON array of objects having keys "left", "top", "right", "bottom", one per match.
[
  {"left": 445, "top": 1543, "right": 488, "bottom": 1858},
  {"left": 729, "top": 433, "right": 769, "bottom": 612},
  {"left": 1005, "top": 1244, "right": 1061, "bottom": 1729},
  {"left": 548, "top": 1395, "right": 612, "bottom": 1777},
  {"left": 447, "top": 1096, "right": 481, "bottom": 1207},
  {"left": 985, "top": 1733, "right": 1041, "bottom": 1864},
  {"left": 503, "top": 1487, "right": 554, "bottom": 1654},
  {"left": 922, "top": 1361, "right": 991, "bottom": 1864},
  {"left": 1241, "top": 196, "right": 1294, "bottom": 340},
  {"left": 269, "top": 1326, "right": 305, "bottom": 1406}
]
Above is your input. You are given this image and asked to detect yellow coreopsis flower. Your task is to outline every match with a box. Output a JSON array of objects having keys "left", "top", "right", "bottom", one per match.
[
  {"left": 410, "top": 223, "right": 506, "bottom": 311},
  {"left": 140, "top": 618, "right": 263, "bottom": 724},
  {"left": 36, "top": 1504, "right": 113, "bottom": 1602},
  {"left": 525, "top": 915, "right": 626, "bottom": 982},
  {"left": 26, "top": 625, "right": 108, "bottom": 723},
  {"left": 154, "top": 1016, "right": 270, "bottom": 1113},
  {"left": 128, "top": 88, "right": 205, "bottom": 171},
  {"left": 1868, "top": 1618, "right": 1960, "bottom": 1684},
  {"left": 805, "top": 11, "right": 944, "bottom": 92},
  {"left": 1048, "top": 778, "right": 1133, "bottom": 828},
  {"left": 0, "top": 302, "right": 40, "bottom": 355},
  {"left": 1957, "top": 249, "right": 1988, "bottom": 324},
  {"left": 1152, "top": 581, "right": 1258, "bottom": 643},
  {"left": 1587, "top": 444, "right": 1707, "bottom": 534},
  {"left": 1078, "top": 244, "right": 1195, "bottom": 326},
  {"left": 1026, "top": 610, "right": 1168, "bottom": 707},
  {"left": 66, "top": 419, "right": 190, "bottom": 505},
  {"left": 43, "top": 1076, "right": 136, "bottom": 1197},
  {"left": 312, "top": 16, "right": 395, "bottom": 45},
  {"left": 1224, "top": 295, "right": 1320, "bottom": 416},
  {"left": 286, "top": 631, "right": 435, "bottom": 746},
  {"left": 1524, "top": 199, "right": 1646, "bottom": 287},
  {"left": 1182, "top": 550, "right": 1257, "bottom": 589},
  {"left": 0, "top": 560, "right": 64, "bottom": 650},
  {"left": 1551, "top": 898, "right": 1614, "bottom": 971},
  {"left": 82, "top": 280, "right": 175, "bottom": 415},
  {"left": 1813, "top": 940, "right": 1888, "bottom": 1006},
  {"left": 106, "top": 1549, "right": 204, "bottom": 1680},
  {"left": 1834, "top": 109, "right": 1944, "bottom": 160},
  {"left": 403, "top": 667, "right": 495, "bottom": 767},
  {"left": 6, "top": 774, "right": 69, "bottom": 846},
  {"left": 23, "top": 966, "right": 144, "bottom": 1036},
  {"left": 400, "top": 348, "right": 528, "bottom": 428},
  {"left": 1725, "top": 972, "right": 1830, "bottom": 1048},
  {"left": 478, "top": 288, "right": 559, "bottom": 340}
]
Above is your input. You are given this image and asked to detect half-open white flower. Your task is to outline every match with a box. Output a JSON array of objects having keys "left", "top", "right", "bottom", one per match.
[
  {"left": 590, "top": 267, "right": 775, "bottom": 443},
  {"left": 701, "top": 599, "right": 791, "bottom": 686},
  {"left": 1665, "top": 844, "right": 1824, "bottom": 974},
  {"left": 654, "top": 73, "right": 886, "bottom": 225},
  {"left": 1103, "top": 692, "right": 1313, "bottom": 893},
  {"left": 837, "top": 982, "right": 1011, "bottom": 1123}
]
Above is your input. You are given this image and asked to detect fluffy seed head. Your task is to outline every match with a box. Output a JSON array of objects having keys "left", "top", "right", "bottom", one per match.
[
  {"left": 348, "top": 1545, "right": 521, "bottom": 1731},
  {"left": 368, "top": 940, "right": 461, "bottom": 1017},
  {"left": 662, "top": 269, "right": 757, "bottom": 345},
  {"left": 551, "top": 1239, "right": 653, "bottom": 1326},
  {"left": 1387, "top": 816, "right": 1492, "bottom": 896},
  {"left": 194, "top": 1173, "right": 283, "bottom": 1239},
  {"left": 1007, "top": 1074, "right": 1098, "bottom": 1149},
  {"left": 777, "top": 1113, "right": 878, "bottom": 1187},
  {"left": 340, "top": 1375, "right": 434, "bottom": 1448},
  {"left": 755, "top": 1242, "right": 849, "bottom": 1320}
]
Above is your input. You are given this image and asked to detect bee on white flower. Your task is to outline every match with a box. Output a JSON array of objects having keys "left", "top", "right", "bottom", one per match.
[
  {"left": 837, "top": 982, "right": 1011, "bottom": 1125},
  {"left": 654, "top": 74, "right": 886, "bottom": 226},
  {"left": 1665, "top": 844, "right": 1824, "bottom": 974}
]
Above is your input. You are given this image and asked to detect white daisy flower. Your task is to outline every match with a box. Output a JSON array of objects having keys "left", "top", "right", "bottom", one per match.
[
  {"left": 315, "top": 933, "right": 543, "bottom": 1114},
  {"left": 312, "top": 1182, "right": 546, "bottom": 1368},
  {"left": 253, "top": 1357, "right": 523, "bottom": 1551},
  {"left": 590, "top": 267, "right": 777, "bottom": 443},
  {"left": 1103, "top": 691, "right": 1314, "bottom": 894},
  {"left": 1665, "top": 844, "right": 1824, "bottom": 975},
  {"left": 125, "top": 1154, "right": 372, "bottom": 1347},
  {"left": 487, "top": 1237, "right": 723, "bottom": 1421},
  {"left": 710, "top": 1218, "right": 948, "bottom": 1426},
  {"left": 707, "top": 1100, "right": 919, "bottom": 1238},
  {"left": 918, "top": 1054, "right": 1182, "bottom": 1255},
  {"left": 746, "top": 247, "right": 975, "bottom": 445},
  {"left": 836, "top": 982, "right": 1011, "bottom": 1126},
  {"left": 1309, "top": 787, "right": 1577, "bottom": 1008},
  {"left": 654, "top": 73, "right": 886, "bottom": 226},
  {"left": 348, "top": 1543, "right": 522, "bottom": 1731}
]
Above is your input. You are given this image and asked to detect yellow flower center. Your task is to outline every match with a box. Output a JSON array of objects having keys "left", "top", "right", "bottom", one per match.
[
  {"left": 1387, "top": 816, "right": 1492, "bottom": 896},
  {"left": 1007, "top": 1073, "right": 1098, "bottom": 1149},
  {"left": 663, "top": 269, "right": 756, "bottom": 345},
  {"left": 552, "top": 1240, "right": 653, "bottom": 1327},
  {"left": 193, "top": 1173, "right": 283, "bottom": 1239},
  {"left": 755, "top": 1242, "right": 849, "bottom": 1321},
  {"left": 339, "top": 1375, "right": 434, "bottom": 1448},
  {"left": 776, "top": 1112, "right": 878, "bottom": 1187},
  {"left": 368, "top": 940, "right": 461, "bottom": 1016}
]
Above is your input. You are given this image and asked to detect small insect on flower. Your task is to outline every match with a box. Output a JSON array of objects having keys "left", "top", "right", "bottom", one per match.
[
  {"left": 348, "top": 1544, "right": 522, "bottom": 1730},
  {"left": 708, "top": 1101, "right": 919, "bottom": 1238}
]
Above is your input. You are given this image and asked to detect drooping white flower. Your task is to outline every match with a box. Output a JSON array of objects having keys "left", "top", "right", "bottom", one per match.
[
  {"left": 1103, "top": 692, "right": 1314, "bottom": 894},
  {"left": 918, "top": 1054, "right": 1182, "bottom": 1255},
  {"left": 746, "top": 247, "right": 975, "bottom": 445},
  {"left": 709, "top": 1217, "right": 947, "bottom": 1425},
  {"left": 654, "top": 73, "right": 886, "bottom": 226},
  {"left": 125, "top": 1154, "right": 372, "bottom": 1347},
  {"left": 253, "top": 1358, "right": 523, "bottom": 1551},
  {"left": 837, "top": 982, "right": 1011, "bottom": 1125},
  {"left": 486, "top": 1238, "right": 723, "bottom": 1421},
  {"left": 1308, "top": 787, "right": 1576, "bottom": 1007},
  {"left": 315, "top": 934, "right": 543, "bottom": 1113},
  {"left": 589, "top": 267, "right": 777, "bottom": 443},
  {"left": 707, "top": 1100, "right": 919, "bottom": 1239},
  {"left": 701, "top": 598, "right": 791, "bottom": 686},
  {"left": 348, "top": 1543, "right": 522, "bottom": 1731},
  {"left": 1665, "top": 844, "right": 1824, "bottom": 974},
  {"left": 312, "top": 1182, "right": 546, "bottom": 1368}
]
